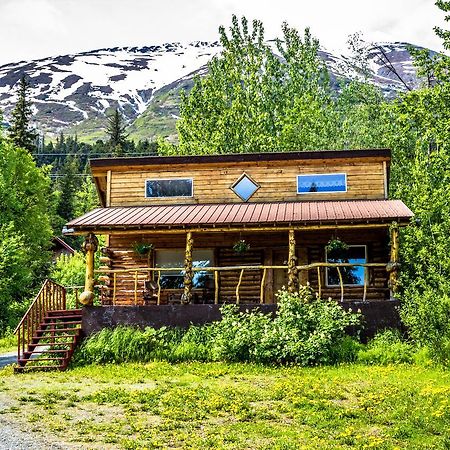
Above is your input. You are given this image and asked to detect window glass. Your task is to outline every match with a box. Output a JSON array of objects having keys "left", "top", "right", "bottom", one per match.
[
  {"left": 231, "top": 174, "right": 259, "bottom": 201},
  {"left": 297, "top": 173, "right": 346, "bottom": 194},
  {"left": 146, "top": 179, "right": 193, "bottom": 198},
  {"left": 155, "top": 249, "right": 214, "bottom": 289},
  {"left": 326, "top": 245, "right": 366, "bottom": 286}
]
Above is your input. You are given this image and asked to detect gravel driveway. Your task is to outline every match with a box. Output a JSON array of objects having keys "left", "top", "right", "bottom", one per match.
[{"left": 0, "top": 352, "right": 65, "bottom": 450}]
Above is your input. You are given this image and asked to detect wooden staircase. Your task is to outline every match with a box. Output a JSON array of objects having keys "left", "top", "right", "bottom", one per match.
[{"left": 14, "top": 280, "right": 83, "bottom": 373}]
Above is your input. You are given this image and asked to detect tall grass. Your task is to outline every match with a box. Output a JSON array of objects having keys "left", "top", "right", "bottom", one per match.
[{"left": 75, "top": 288, "right": 362, "bottom": 366}]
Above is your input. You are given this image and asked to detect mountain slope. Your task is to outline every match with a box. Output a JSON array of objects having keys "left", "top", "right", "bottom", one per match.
[{"left": 0, "top": 41, "right": 430, "bottom": 141}]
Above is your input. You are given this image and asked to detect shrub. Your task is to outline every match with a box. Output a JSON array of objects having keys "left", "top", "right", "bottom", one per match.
[
  {"left": 252, "top": 287, "right": 362, "bottom": 364},
  {"left": 400, "top": 287, "right": 450, "bottom": 367},
  {"left": 76, "top": 287, "right": 362, "bottom": 366},
  {"left": 357, "top": 329, "right": 414, "bottom": 365}
]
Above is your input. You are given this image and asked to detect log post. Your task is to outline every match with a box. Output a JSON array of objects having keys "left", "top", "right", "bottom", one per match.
[
  {"left": 388, "top": 222, "right": 400, "bottom": 297},
  {"left": 287, "top": 229, "right": 299, "bottom": 293},
  {"left": 182, "top": 231, "right": 194, "bottom": 304},
  {"left": 79, "top": 233, "right": 99, "bottom": 306}
]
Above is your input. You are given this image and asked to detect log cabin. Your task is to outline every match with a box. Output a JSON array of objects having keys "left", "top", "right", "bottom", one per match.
[{"left": 14, "top": 148, "right": 413, "bottom": 371}]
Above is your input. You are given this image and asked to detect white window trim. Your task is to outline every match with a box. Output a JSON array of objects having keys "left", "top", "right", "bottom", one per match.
[
  {"left": 325, "top": 244, "right": 367, "bottom": 287},
  {"left": 230, "top": 172, "right": 260, "bottom": 202},
  {"left": 297, "top": 173, "right": 347, "bottom": 195},
  {"left": 145, "top": 177, "right": 194, "bottom": 199}
]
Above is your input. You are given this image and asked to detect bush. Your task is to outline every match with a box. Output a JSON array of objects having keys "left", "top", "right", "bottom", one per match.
[
  {"left": 357, "top": 329, "right": 414, "bottom": 365},
  {"left": 76, "top": 286, "right": 361, "bottom": 366},
  {"left": 400, "top": 287, "right": 450, "bottom": 367}
]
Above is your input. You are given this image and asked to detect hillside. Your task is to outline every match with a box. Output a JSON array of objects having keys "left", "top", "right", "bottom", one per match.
[{"left": 0, "top": 40, "right": 429, "bottom": 142}]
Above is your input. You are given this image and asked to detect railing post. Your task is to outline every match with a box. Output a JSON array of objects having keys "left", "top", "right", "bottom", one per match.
[
  {"left": 287, "top": 229, "right": 299, "bottom": 293},
  {"left": 388, "top": 222, "right": 400, "bottom": 298},
  {"left": 134, "top": 270, "right": 138, "bottom": 306},
  {"left": 214, "top": 270, "right": 219, "bottom": 305},
  {"left": 236, "top": 269, "right": 244, "bottom": 304},
  {"left": 336, "top": 266, "right": 344, "bottom": 302},
  {"left": 113, "top": 273, "right": 117, "bottom": 305},
  {"left": 260, "top": 268, "right": 267, "bottom": 304},
  {"left": 182, "top": 231, "right": 194, "bottom": 304},
  {"left": 80, "top": 233, "right": 99, "bottom": 306},
  {"left": 317, "top": 266, "right": 322, "bottom": 299},
  {"left": 157, "top": 270, "right": 161, "bottom": 305}
]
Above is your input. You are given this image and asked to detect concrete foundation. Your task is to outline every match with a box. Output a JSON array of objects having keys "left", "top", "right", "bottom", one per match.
[{"left": 82, "top": 300, "right": 402, "bottom": 341}]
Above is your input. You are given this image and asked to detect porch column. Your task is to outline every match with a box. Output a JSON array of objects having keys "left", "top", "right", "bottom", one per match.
[
  {"left": 388, "top": 222, "right": 400, "bottom": 297},
  {"left": 80, "top": 233, "right": 99, "bottom": 306},
  {"left": 182, "top": 231, "right": 194, "bottom": 304},
  {"left": 287, "top": 228, "right": 299, "bottom": 293}
]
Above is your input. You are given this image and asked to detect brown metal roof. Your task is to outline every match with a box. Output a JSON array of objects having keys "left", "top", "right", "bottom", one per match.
[
  {"left": 90, "top": 148, "right": 391, "bottom": 169},
  {"left": 65, "top": 200, "right": 413, "bottom": 233}
]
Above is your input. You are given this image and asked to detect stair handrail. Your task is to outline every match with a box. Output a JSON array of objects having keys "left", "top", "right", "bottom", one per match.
[{"left": 14, "top": 279, "right": 67, "bottom": 362}]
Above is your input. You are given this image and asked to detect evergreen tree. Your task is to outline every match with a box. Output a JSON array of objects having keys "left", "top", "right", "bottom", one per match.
[
  {"left": 106, "top": 108, "right": 128, "bottom": 156},
  {"left": 8, "top": 75, "right": 36, "bottom": 152}
]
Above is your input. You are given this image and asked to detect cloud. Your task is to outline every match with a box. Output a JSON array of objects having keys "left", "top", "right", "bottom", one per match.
[{"left": 0, "top": 0, "right": 445, "bottom": 65}]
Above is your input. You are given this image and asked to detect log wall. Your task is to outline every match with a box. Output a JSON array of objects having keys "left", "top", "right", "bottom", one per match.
[
  {"left": 103, "top": 158, "right": 387, "bottom": 206},
  {"left": 98, "top": 228, "right": 390, "bottom": 305}
]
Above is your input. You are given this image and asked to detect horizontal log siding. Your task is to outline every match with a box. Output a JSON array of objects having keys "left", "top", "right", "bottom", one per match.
[
  {"left": 99, "top": 228, "right": 390, "bottom": 305},
  {"left": 107, "top": 159, "right": 386, "bottom": 206}
]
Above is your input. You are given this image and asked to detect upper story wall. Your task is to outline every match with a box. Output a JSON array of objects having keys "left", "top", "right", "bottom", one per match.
[{"left": 91, "top": 150, "right": 390, "bottom": 207}]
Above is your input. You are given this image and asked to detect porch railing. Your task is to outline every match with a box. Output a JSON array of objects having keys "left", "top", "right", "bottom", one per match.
[
  {"left": 95, "top": 262, "right": 388, "bottom": 306},
  {"left": 14, "top": 279, "right": 67, "bottom": 361}
]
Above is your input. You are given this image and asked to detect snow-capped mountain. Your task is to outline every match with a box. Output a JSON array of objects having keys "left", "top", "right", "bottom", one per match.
[{"left": 0, "top": 41, "right": 429, "bottom": 140}]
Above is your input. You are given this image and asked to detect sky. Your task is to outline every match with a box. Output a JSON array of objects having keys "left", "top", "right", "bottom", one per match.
[{"left": 0, "top": 0, "right": 446, "bottom": 65}]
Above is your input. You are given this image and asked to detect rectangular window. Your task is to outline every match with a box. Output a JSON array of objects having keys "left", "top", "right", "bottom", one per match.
[
  {"left": 326, "top": 245, "right": 367, "bottom": 286},
  {"left": 297, "top": 173, "right": 347, "bottom": 194},
  {"left": 145, "top": 178, "right": 193, "bottom": 198},
  {"left": 155, "top": 249, "right": 214, "bottom": 289}
]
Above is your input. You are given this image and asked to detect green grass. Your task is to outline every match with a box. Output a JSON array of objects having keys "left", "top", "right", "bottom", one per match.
[
  {"left": 0, "top": 332, "right": 16, "bottom": 353},
  {"left": 0, "top": 362, "right": 449, "bottom": 449}
]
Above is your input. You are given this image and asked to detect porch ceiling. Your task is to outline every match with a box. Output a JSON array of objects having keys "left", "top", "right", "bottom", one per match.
[{"left": 64, "top": 200, "right": 413, "bottom": 234}]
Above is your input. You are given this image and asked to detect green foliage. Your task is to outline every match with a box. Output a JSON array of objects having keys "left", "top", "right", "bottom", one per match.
[
  {"left": 0, "top": 330, "right": 16, "bottom": 353},
  {"left": 51, "top": 252, "right": 85, "bottom": 288},
  {"left": 0, "top": 139, "right": 52, "bottom": 333},
  {"left": 7, "top": 75, "right": 36, "bottom": 151},
  {"left": 77, "top": 288, "right": 361, "bottom": 366},
  {"left": 357, "top": 329, "right": 414, "bottom": 365},
  {"left": 106, "top": 108, "right": 129, "bottom": 156}
]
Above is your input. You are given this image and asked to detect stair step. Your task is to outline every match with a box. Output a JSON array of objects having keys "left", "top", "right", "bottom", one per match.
[
  {"left": 19, "top": 358, "right": 66, "bottom": 364},
  {"left": 36, "top": 327, "right": 81, "bottom": 333},
  {"left": 32, "top": 333, "right": 80, "bottom": 339},
  {"left": 43, "top": 320, "right": 82, "bottom": 325},
  {"left": 45, "top": 315, "right": 82, "bottom": 321},
  {"left": 47, "top": 309, "right": 82, "bottom": 315},
  {"left": 24, "top": 349, "right": 69, "bottom": 355}
]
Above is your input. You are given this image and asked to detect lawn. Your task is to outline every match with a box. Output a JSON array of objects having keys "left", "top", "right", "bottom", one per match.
[{"left": 0, "top": 362, "right": 449, "bottom": 449}]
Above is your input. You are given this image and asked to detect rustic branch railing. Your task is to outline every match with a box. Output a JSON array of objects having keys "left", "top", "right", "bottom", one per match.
[
  {"left": 95, "top": 263, "right": 387, "bottom": 306},
  {"left": 14, "top": 279, "right": 66, "bottom": 361}
]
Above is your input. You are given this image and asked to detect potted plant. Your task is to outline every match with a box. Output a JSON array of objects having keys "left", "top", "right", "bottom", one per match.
[
  {"left": 233, "top": 239, "right": 250, "bottom": 254},
  {"left": 133, "top": 242, "right": 153, "bottom": 256}
]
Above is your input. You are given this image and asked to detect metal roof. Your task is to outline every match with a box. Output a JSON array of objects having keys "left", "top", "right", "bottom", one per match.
[{"left": 65, "top": 200, "right": 413, "bottom": 233}]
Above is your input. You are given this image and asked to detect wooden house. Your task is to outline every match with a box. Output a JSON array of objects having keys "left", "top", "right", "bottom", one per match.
[
  {"left": 15, "top": 149, "right": 413, "bottom": 371},
  {"left": 64, "top": 149, "right": 412, "bottom": 310}
]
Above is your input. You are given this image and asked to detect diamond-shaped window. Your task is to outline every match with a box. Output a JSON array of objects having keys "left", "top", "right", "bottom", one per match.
[{"left": 231, "top": 173, "right": 259, "bottom": 201}]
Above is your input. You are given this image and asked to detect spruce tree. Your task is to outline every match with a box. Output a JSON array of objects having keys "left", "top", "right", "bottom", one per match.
[
  {"left": 8, "top": 75, "right": 36, "bottom": 152},
  {"left": 106, "top": 108, "right": 128, "bottom": 156}
]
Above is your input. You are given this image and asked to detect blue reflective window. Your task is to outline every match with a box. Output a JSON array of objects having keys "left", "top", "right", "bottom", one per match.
[
  {"left": 231, "top": 174, "right": 259, "bottom": 201},
  {"left": 146, "top": 178, "right": 193, "bottom": 198},
  {"left": 326, "top": 245, "right": 366, "bottom": 286},
  {"left": 297, "top": 173, "right": 346, "bottom": 194}
]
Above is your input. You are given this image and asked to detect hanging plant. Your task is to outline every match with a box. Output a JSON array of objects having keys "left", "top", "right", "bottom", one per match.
[
  {"left": 325, "top": 237, "right": 348, "bottom": 260},
  {"left": 133, "top": 242, "right": 153, "bottom": 256},
  {"left": 233, "top": 239, "right": 250, "bottom": 254}
]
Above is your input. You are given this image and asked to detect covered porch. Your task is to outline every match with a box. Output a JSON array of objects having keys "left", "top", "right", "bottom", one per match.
[{"left": 64, "top": 199, "right": 413, "bottom": 307}]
